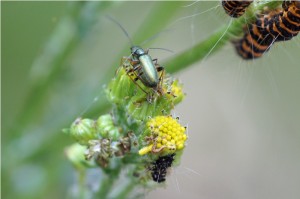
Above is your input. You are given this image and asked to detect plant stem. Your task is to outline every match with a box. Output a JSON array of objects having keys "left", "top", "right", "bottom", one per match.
[
  {"left": 96, "top": 176, "right": 115, "bottom": 198},
  {"left": 78, "top": 170, "right": 86, "bottom": 199},
  {"left": 165, "top": 23, "right": 233, "bottom": 74},
  {"left": 114, "top": 180, "right": 136, "bottom": 199}
]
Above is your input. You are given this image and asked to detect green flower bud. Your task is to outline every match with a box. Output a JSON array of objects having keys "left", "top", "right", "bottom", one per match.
[
  {"left": 106, "top": 68, "right": 136, "bottom": 105},
  {"left": 64, "top": 143, "right": 94, "bottom": 170},
  {"left": 96, "top": 114, "right": 120, "bottom": 141},
  {"left": 70, "top": 118, "right": 98, "bottom": 145}
]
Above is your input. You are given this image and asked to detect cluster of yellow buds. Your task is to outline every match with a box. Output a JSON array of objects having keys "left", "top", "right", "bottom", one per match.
[
  {"left": 139, "top": 116, "right": 187, "bottom": 156},
  {"left": 167, "top": 79, "right": 185, "bottom": 105}
]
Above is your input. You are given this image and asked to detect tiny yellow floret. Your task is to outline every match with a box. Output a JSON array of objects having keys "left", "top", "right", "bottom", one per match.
[{"left": 156, "top": 137, "right": 162, "bottom": 143}]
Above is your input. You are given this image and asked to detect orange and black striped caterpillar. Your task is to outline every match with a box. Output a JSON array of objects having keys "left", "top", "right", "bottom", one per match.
[
  {"left": 266, "top": 1, "right": 300, "bottom": 42},
  {"left": 234, "top": 0, "right": 300, "bottom": 59},
  {"left": 221, "top": 0, "right": 253, "bottom": 18},
  {"left": 233, "top": 11, "right": 276, "bottom": 59}
]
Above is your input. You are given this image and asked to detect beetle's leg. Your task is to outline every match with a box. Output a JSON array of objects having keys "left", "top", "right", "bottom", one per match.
[
  {"left": 127, "top": 63, "right": 142, "bottom": 79},
  {"left": 127, "top": 65, "right": 145, "bottom": 84},
  {"left": 126, "top": 63, "right": 141, "bottom": 75},
  {"left": 129, "top": 59, "right": 140, "bottom": 66},
  {"left": 154, "top": 64, "right": 164, "bottom": 81},
  {"left": 127, "top": 64, "right": 140, "bottom": 73},
  {"left": 120, "top": 56, "right": 150, "bottom": 97},
  {"left": 121, "top": 56, "right": 134, "bottom": 67},
  {"left": 156, "top": 65, "right": 164, "bottom": 73},
  {"left": 126, "top": 68, "right": 149, "bottom": 96},
  {"left": 132, "top": 77, "right": 149, "bottom": 95},
  {"left": 121, "top": 53, "right": 136, "bottom": 65},
  {"left": 154, "top": 64, "right": 165, "bottom": 95},
  {"left": 159, "top": 70, "right": 165, "bottom": 95},
  {"left": 166, "top": 81, "right": 177, "bottom": 98},
  {"left": 166, "top": 89, "right": 177, "bottom": 98},
  {"left": 152, "top": 58, "right": 158, "bottom": 65}
]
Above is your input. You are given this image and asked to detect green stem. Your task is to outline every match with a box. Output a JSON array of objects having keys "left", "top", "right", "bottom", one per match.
[
  {"left": 114, "top": 180, "right": 136, "bottom": 199},
  {"left": 95, "top": 165, "right": 122, "bottom": 198},
  {"left": 165, "top": 23, "right": 232, "bottom": 74},
  {"left": 78, "top": 170, "right": 86, "bottom": 199},
  {"left": 96, "top": 176, "right": 115, "bottom": 198}
]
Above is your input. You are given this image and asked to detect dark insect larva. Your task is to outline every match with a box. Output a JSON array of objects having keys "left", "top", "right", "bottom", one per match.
[
  {"left": 233, "top": 1, "right": 300, "bottom": 59},
  {"left": 221, "top": 0, "right": 253, "bottom": 18},
  {"left": 149, "top": 153, "right": 175, "bottom": 183},
  {"left": 233, "top": 13, "right": 276, "bottom": 59},
  {"left": 266, "top": 1, "right": 300, "bottom": 42}
]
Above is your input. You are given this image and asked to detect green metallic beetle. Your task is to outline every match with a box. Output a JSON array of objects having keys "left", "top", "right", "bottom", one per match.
[
  {"left": 107, "top": 16, "right": 165, "bottom": 96},
  {"left": 127, "top": 46, "right": 164, "bottom": 92}
]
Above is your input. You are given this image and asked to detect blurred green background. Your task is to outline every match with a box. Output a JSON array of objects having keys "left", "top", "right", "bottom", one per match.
[{"left": 2, "top": 1, "right": 300, "bottom": 199}]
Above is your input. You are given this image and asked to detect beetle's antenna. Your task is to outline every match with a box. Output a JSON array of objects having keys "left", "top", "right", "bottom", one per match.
[
  {"left": 148, "top": 47, "right": 174, "bottom": 53},
  {"left": 106, "top": 15, "right": 134, "bottom": 46}
]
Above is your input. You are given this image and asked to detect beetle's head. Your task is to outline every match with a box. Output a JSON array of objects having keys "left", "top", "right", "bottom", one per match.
[{"left": 131, "top": 46, "right": 146, "bottom": 58}]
